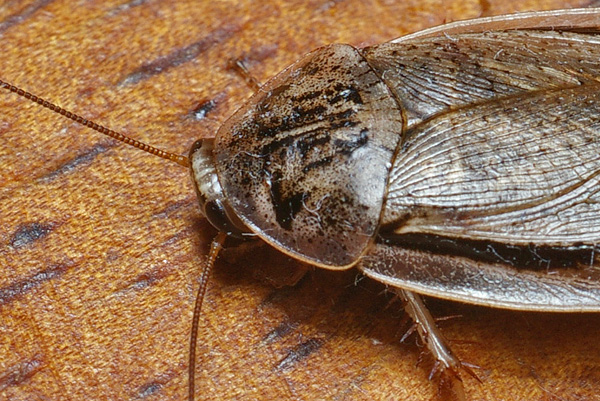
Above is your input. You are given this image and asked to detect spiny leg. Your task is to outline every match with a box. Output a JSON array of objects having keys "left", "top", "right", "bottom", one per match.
[
  {"left": 228, "top": 59, "right": 262, "bottom": 92},
  {"left": 397, "top": 289, "right": 479, "bottom": 401}
]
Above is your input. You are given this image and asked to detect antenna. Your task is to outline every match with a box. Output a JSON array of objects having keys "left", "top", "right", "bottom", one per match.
[
  {"left": 0, "top": 79, "right": 190, "bottom": 168},
  {"left": 188, "top": 231, "right": 227, "bottom": 401},
  {"left": 1, "top": 78, "right": 220, "bottom": 401}
]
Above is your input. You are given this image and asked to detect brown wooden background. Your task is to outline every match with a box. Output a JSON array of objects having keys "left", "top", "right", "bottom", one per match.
[{"left": 1, "top": 0, "right": 600, "bottom": 400}]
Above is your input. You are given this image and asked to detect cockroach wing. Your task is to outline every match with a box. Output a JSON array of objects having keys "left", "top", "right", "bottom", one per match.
[
  {"left": 360, "top": 81, "right": 600, "bottom": 310},
  {"left": 362, "top": 29, "right": 600, "bottom": 129},
  {"left": 214, "top": 44, "right": 403, "bottom": 268},
  {"left": 383, "top": 81, "right": 600, "bottom": 245},
  {"left": 393, "top": 8, "right": 600, "bottom": 42},
  {"left": 360, "top": 241, "right": 600, "bottom": 311}
]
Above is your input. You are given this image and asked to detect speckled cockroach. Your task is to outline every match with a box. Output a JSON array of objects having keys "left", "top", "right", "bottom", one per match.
[{"left": 3, "top": 8, "right": 600, "bottom": 401}]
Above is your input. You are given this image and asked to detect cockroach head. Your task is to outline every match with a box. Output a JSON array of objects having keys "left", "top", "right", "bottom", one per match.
[{"left": 189, "top": 138, "right": 249, "bottom": 238}]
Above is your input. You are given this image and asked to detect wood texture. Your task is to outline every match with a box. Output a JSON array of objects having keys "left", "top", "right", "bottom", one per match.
[{"left": 1, "top": 1, "right": 599, "bottom": 400}]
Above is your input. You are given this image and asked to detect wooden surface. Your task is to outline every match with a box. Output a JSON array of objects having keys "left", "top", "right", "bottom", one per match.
[{"left": 1, "top": 1, "right": 600, "bottom": 400}]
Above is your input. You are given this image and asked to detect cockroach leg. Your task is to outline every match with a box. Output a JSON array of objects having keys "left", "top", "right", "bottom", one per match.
[
  {"left": 228, "top": 59, "right": 261, "bottom": 92},
  {"left": 397, "top": 289, "right": 480, "bottom": 399}
]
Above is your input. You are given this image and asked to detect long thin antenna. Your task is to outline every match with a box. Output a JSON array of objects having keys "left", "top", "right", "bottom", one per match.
[
  {"left": 189, "top": 231, "right": 227, "bottom": 401},
  {"left": 0, "top": 79, "right": 190, "bottom": 168}
]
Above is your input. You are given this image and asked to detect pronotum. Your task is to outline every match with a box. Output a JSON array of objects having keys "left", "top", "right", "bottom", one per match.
[{"left": 2, "top": 6, "right": 600, "bottom": 401}]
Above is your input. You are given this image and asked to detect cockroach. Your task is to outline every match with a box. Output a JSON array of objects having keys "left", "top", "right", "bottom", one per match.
[{"left": 3, "top": 7, "right": 600, "bottom": 401}]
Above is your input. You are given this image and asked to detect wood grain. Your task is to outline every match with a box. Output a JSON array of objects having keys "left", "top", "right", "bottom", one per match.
[{"left": 1, "top": 1, "right": 599, "bottom": 400}]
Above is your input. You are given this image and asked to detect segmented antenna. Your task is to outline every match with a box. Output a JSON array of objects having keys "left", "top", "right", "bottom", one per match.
[
  {"left": 0, "top": 79, "right": 190, "bottom": 168},
  {"left": 188, "top": 231, "right": 227, "bottom": 401}
]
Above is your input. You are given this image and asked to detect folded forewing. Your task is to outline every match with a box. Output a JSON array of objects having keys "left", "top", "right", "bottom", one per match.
[
  {"left": 363, "top": 30, "right": 600, "bottom": 127},
  {"left": 360, "top": 242, "right": 600, "bottom": 311},
  {"left": 382, "top": 84, "right": 600, "bottom": 246}
]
